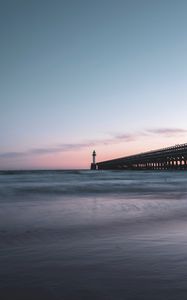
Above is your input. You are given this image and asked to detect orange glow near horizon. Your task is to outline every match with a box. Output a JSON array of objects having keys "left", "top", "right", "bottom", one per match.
[{"left": 1, "top": 133, "right": 187, "bottom": 170}]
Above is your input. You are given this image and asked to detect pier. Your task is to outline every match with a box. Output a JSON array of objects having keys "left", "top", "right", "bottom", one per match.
[{"left": 95, "top": 143, "right": 187, "bottom": 170}]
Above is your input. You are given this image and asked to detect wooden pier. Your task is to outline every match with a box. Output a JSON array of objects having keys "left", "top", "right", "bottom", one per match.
[{"left": 96, "top": 143, "right": 187, "bottom": 170}]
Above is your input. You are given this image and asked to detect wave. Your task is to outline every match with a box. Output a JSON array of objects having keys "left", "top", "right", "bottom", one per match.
[
  {"left": 0, "top": 183, "right": 187, "bottom": 201},
  {"left": 1, "top": 170, "right": 187, "bottom": 200}
]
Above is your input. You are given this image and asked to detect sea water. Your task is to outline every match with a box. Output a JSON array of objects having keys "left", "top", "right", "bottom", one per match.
[{"left": 1, "top": 170, "right": 187, "bottom": 299}]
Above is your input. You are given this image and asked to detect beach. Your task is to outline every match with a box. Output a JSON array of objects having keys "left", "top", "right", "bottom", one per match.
[{"left": 1, "top": 170, "right": 187, "bottom": 299}]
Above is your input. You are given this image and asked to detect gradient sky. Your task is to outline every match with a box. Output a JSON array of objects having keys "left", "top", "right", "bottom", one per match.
[{"left": 1, "top": 0, "right": 187, "bottom": 169}]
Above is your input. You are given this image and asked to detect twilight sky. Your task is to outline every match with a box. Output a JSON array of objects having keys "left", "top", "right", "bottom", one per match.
[{"left": 1, "top": 0, "right": 187, "bottom": 169}]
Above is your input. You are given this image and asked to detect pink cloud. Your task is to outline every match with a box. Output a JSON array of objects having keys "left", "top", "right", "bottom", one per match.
[{"left": 0, "top": 127, "right": 187, "bottom": 169}]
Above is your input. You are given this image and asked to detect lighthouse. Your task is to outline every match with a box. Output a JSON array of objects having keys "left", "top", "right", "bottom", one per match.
[{"left": 90, "top": 150, "right": 97, "bottom": 170}]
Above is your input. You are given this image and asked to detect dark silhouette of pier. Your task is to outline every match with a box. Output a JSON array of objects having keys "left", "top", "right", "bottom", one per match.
[{"left": 96, "top": 143, "right": 187, "bottom": 170}]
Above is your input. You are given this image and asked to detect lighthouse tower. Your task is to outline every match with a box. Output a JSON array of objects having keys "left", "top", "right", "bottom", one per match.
[{"left": 90, "top": 150, "right": 97, "bottom": 170}]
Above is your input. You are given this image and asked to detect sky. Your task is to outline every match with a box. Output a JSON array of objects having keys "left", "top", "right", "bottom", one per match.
[{"left": 0, "top": 0, "right": 187, "bottom": 169}]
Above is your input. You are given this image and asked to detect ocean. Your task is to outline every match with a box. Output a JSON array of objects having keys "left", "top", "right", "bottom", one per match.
[{"left": 1, "top": 170, "right": 187, "bottom": 299}]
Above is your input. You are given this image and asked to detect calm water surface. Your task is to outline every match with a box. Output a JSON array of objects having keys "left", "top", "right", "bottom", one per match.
[{"left": 1, "top": 170, "right": 187, "bottom": 299}]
